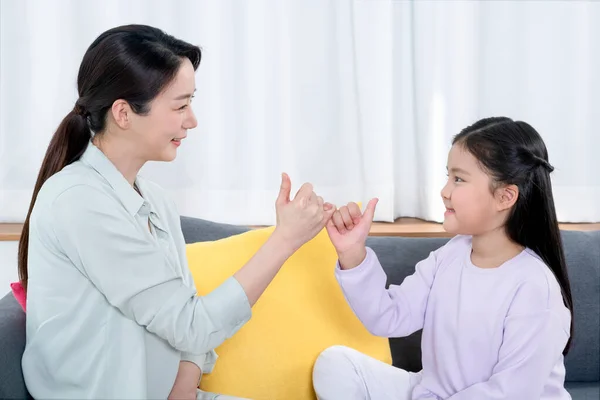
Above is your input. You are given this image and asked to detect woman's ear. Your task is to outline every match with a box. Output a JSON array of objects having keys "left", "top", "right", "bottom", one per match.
[
  {"left": 109, "top": 99, "right": 132, "bottom": 129},
  {"left": 495, "top": 184, "right": 519, "bottom": 211}
]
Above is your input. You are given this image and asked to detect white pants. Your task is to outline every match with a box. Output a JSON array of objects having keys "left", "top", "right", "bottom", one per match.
[
  {"left": 312, "top": 345, "right": 420, "bottom": 400},
  {"left": 196, "top": 389, "right": 250, "bottom": 400}
]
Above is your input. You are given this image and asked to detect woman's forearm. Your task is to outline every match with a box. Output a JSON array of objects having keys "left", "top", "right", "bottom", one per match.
[
  {"left": 168, "top": 361, "right": 201, "bottom": 400},
  {"left": 234, "top": 229, "right": 296, "bottom": 306}
]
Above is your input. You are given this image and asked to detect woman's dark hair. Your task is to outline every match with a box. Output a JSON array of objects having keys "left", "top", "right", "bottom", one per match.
[
  {"left": 453, "top": 116, "right": 574, "bottom": 355},
  {"left": 18, "top": 24, "right": 201, "bottom": 290}
]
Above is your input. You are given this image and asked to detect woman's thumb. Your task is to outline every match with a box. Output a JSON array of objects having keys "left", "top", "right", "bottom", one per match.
[{"left": 276, "top": 173, "right": 291, "bottom": 206}]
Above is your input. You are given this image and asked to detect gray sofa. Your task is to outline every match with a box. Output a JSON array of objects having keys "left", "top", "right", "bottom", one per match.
[{"left": 1, "top": 216, "right": 598, "bottom": 399}]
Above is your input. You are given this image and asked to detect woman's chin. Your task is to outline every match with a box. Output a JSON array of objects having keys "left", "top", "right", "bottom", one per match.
[{"left": 152, "top": 148, "right": 178, "bottom": 162}]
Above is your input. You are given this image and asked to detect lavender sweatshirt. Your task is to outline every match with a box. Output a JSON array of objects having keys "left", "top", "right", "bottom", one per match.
[{"left": 335, "top": 235, "right": 571, "bottom": 399}]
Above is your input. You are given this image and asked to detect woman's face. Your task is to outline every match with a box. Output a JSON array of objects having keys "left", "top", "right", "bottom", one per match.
[{"left": 128, "top": 57, "right": 198, "bottom": 162}]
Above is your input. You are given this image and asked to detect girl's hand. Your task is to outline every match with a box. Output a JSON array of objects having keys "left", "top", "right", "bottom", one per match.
[{"left": 326, "top": 198, "right": 378, "bottom": 269}]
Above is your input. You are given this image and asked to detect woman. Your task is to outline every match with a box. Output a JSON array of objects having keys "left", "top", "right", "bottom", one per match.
[{"left": 19, "top": 24, "right": 334, "bottom": 399}]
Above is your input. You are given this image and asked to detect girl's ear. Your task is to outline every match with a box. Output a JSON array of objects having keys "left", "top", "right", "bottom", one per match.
[{"left": 495, "top": 184, "right": 519, "bottom": 211}]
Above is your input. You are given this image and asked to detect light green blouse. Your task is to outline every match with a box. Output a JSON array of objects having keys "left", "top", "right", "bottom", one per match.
[{"left": 22, "top": 141, "right": 251, "bottom": 399}]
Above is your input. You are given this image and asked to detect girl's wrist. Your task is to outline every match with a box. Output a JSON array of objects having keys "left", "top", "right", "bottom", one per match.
[{"left": 338, "top": 246, "right": 367, "bottom": 270}]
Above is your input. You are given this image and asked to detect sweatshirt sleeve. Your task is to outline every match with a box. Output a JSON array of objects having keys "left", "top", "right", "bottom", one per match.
[{"left": 335, "top": 246, "right": 439, "bottom": 337}]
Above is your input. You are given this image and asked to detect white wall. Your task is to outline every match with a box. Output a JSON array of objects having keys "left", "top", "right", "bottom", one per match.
[
  {"left": 0, "top": 242, "right": 19, "bottom": 297},
  {"left": 1, "top": 1, "right": 599, "bottom": 226}
]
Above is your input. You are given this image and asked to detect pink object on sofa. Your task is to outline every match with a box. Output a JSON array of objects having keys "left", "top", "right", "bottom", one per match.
[{"left": 10, "top": 281, "right": 26, "bottom": 312}]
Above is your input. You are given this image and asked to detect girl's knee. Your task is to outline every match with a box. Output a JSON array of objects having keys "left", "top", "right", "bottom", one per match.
[
  {"left": 315, "top": 345, "right": 353, "bottom": 366},
  {"left": 313, "top": 346, "right": 362, "bottom": 399},
  {"left": 313, "top": 345, "right": 356, "bottom": 380}
]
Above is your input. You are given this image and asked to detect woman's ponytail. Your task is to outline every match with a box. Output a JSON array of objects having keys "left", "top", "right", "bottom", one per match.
[{"left": 18, "top": 107, "right": 91, "bottom": 290}]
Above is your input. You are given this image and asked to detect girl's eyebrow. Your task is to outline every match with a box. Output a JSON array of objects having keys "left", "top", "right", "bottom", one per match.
[{"left": 447, "top": 166, "right": 471, "bottom": 176}]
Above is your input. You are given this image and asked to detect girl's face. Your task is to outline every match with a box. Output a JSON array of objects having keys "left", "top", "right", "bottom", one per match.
[{"left": 440, "top": 144, "right": 516, "bottom": 235}]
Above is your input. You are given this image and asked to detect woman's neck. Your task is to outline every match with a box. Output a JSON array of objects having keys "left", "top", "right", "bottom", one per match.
[
  {"left": 92, "top": 134, "right": 145, "bottom": 186},
  {"left": 471, "top": 227, "right": 525, "bottom": 269}
]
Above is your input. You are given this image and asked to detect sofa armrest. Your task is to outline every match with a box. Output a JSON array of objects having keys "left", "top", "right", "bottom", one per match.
[{"left": 0, "top": 292, "right": 31, "bottom": 399}]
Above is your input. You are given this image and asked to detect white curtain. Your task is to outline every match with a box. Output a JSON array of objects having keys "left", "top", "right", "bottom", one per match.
[{"left": 1, "top": 0, "right": 598, "bottom": 225}]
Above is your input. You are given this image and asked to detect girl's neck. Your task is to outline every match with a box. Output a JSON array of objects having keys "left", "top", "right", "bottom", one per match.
[
  {"left": 471, "top": 227, "right": 525, "bottom": 269},
  {"left": 92, "top": 134, "right": 145, "bottom": 186}
]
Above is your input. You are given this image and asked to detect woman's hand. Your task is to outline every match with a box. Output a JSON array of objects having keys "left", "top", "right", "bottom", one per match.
[
  {"left": 273, "top": 173, "right": 335, "bottom": 252},
  {"left": 233, "top": 173, "right": 335, "bottom": 306}
]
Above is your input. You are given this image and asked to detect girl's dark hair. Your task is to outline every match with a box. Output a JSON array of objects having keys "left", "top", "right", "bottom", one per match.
[
  {"left": 453, "top": 116, "right": 574, "bottom": 355},
  {"left": 18, "top": 24, "right": 201, "bottom": 290}
]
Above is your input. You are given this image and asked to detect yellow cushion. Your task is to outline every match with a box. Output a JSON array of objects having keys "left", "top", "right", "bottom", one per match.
[{"left": 186, "top": 226, "right": 392, "bottom": 400}]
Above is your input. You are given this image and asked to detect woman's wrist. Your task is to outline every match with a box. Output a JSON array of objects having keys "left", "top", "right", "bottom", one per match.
[{"left": 270, "top": 227, "right": 301, "bottom": 257}]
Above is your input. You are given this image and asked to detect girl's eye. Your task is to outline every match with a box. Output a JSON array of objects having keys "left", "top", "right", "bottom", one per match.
[{"left": 454, "top": 177, "right": 464, "bottom": 183}]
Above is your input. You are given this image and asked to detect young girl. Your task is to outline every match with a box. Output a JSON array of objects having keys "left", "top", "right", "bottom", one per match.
[
  {"left": 20, "top": 25, "right": 333, "bottom": 399},
  {"left": 313, "top": 117, "right": 574, "bottom": 399}
]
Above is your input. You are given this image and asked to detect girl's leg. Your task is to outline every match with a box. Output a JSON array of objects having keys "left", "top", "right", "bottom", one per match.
[{"left": 313, "top": 345, "right": 417, "bottom": 400}]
